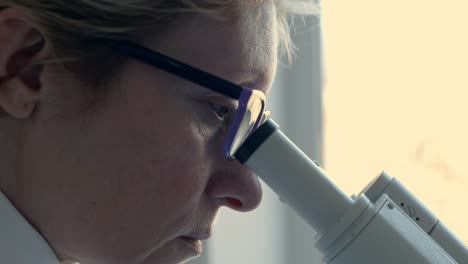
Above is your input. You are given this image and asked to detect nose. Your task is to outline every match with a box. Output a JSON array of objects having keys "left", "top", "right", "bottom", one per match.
[{"left": 205, "top": 158, "right": 263, "bottom": 212}]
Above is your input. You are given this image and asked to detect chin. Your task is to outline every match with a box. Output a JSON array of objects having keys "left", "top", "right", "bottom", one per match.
[{"left": 140, "top": 237, "right": 202, "bottom": 264}]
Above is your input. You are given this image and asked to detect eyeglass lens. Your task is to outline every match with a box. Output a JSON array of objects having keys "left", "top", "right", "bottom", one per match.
[{"left": 229, "top": 96, "right": 264, "bottom": 157}]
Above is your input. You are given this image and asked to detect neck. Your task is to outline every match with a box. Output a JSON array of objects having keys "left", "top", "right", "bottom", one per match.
[{"left": 0, "top": 118, "right": 23, "bottom": 200}]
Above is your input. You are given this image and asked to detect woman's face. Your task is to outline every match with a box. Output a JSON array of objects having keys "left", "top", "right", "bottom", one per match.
[{"left": 6, "top": 2, "right": 278, "bottom": 264}]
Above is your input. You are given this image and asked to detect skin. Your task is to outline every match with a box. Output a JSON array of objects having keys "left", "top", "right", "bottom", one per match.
[{"left": 0, "top": 1, "right": 278, "bottom": 264}]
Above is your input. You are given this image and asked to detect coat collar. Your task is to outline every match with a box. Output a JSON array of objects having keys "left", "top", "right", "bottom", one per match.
[{"left": 0, "top": 190, "right": 60, "bottom": 264}]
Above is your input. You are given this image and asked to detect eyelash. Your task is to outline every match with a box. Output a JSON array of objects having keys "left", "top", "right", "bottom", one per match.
[{"left": 209, "top": 102, "right": 234, "bottom": 122}]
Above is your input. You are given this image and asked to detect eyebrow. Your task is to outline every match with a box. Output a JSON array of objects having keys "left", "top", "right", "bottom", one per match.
[{"left": 225, "top": 68, "right": 270, "bottom": 90}]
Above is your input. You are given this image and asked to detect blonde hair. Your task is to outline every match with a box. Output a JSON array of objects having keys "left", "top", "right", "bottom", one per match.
[{"left": 0, "top": 0, "right": 318, "bottom": 87}]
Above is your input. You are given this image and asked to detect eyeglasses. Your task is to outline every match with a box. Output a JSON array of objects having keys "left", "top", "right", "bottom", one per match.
[{"left": 107, "top": 40, "right": 267, "bottom": 159}]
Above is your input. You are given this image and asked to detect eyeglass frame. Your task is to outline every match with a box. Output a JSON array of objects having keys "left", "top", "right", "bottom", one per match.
[{"left": 106, "top": 40, "right": 267, "bottom": 160}]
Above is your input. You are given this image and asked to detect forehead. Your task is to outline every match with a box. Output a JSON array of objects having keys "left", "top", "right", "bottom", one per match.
[{"left": 146, "top": 2, "right": 278, "bottom": 93}]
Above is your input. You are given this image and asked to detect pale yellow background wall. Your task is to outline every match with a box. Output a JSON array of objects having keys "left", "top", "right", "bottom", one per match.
[{"left": 322, "top": 0, "right": 468, "bottom": 243}]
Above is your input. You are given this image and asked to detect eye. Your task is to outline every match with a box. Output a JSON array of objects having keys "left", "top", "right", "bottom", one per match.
[{"left": 209, "top": 102, "right": 233, "bottom": 122}]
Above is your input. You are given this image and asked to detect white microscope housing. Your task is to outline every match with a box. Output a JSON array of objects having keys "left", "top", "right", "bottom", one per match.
[{"left": 234, "top": 118, "right": 467, "bottom": 264}]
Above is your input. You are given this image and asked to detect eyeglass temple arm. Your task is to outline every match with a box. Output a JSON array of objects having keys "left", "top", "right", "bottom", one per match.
[{"left": 107, "top": 40, "right": 242, "bottom": 99}]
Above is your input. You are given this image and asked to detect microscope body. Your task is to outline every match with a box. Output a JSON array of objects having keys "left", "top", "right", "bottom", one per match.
[
  {"left": 235, "top": 119, "right": 467, "bottom": 263},
  {"left": 316, "top": 192, "right": 457, "bottom": 263}
]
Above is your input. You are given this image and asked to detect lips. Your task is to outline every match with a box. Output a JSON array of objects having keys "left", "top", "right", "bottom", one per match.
[
  {"left": 184, "top": 232, "right": 211, "bottom": 241},
  {"left": 179, "top": 230, "right": 211, "bottom": 256}
]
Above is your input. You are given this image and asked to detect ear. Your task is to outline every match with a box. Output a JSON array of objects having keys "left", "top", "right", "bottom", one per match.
[{"left": 0, "top": 7, "right": 48, "bottom": 119}]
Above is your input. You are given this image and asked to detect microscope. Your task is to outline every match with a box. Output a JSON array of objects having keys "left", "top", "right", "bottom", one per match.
[{"left": 235, "top": 118, "right": 467, "bottom": 263}]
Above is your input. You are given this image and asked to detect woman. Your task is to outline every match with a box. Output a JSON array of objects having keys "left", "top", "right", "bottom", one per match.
[{"left": 0, "top": 0, "right": 315, "bottom": 263}]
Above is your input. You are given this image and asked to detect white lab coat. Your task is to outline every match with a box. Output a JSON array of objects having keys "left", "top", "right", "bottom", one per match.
[{"left": 0, "top": 190, "right": 60, "bottom": 264}]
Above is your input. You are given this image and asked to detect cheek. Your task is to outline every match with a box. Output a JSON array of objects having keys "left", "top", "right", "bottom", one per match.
[
  {"left": 89, "top": 89, "right": 213, "bottom": 231},
  {"left": 46, "top": 99, "right": 215, "bottom": 262}
]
